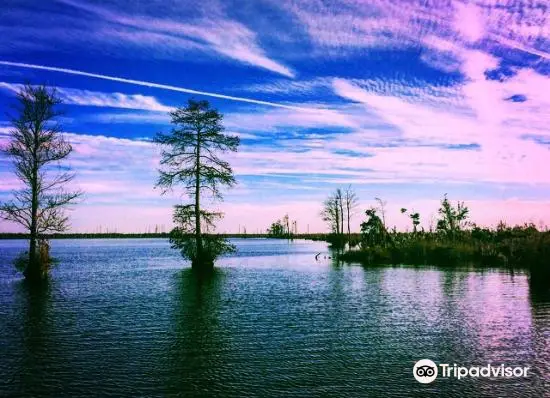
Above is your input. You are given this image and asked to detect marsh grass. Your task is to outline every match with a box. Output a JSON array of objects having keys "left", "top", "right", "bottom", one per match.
[{"left": 340, "top": 225, "right": 550, "bottom": 274}]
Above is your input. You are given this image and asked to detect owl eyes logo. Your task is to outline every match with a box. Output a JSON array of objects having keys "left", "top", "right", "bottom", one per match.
[
  {"left": 416, "top": 365, "right": 436, "bottom": 377},
  {"left": 413, "top": 359, "right": 438, "bottom": 383}
]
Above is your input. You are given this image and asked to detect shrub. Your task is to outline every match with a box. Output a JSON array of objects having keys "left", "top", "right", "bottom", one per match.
[
  {"left": 169, "top": 230, "right": 236, "bottom": 268},
  {"left": 12, "top": 239, "right": 55, "bottom": 276}
]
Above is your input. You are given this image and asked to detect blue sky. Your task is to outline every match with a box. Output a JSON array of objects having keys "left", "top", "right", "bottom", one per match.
[{"left": 0, "top": 0, "right": 549, "bottom": 233}]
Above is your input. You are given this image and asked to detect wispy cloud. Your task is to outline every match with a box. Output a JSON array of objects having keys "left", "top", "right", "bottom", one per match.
[
  {"left": 54, "top": 0, "right": 294, "bottom": 77},
  {"left": 330, "top": 67, "right": 550, "bottom": 185},
  {"left": 0, "top": 82, "right": 173, "bottom": 112},
  {"left": 2, "top": 123, "right": 550, "bottom": 233},
  {"left": 276, "top": 0, "right": 550, "bottom": 60},
  {"left": 237, "top": 77, "right": 331, "bottom": 95}
]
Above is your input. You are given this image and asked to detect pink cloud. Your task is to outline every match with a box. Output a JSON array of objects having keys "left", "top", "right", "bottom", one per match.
[{"left": 453, "top": 3, "right": 485, "bottom": 43}]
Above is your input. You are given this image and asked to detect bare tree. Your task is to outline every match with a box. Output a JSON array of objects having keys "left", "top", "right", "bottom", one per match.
[
  {"left": 154, "top": 99, "right": 239, "bottom": 271},
  {"left": 283, "top": 214, "right": 290, "bottom": 237},
  {"left": 344, "top": 185, "right": 359, "bottom": 240},
  {"left": 336, "top": 188, "right": 344, "bottom": 235},
  {"left": 321, "top": 189, "right": 346, "bottom": 235},
  {"left": 0, "top": 84, "right": 82, "bottom": 281},
  {"left": 321, "top": 193, "right": 340, "bottom": 234},
  {"left": 374, "top": 197, "right": 387, "bottom": 229}
]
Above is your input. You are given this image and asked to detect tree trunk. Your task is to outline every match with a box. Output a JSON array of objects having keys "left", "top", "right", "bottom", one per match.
[
  {"left": 347, "top": 202, "right": 351, "bottom": 244},
  {"left": 339, "top": 198, "right": 344, "bottom": 236},
  {"left": 194, "top": 130, "right": 203, "bottom": 270},
  {"left": 25, "top": 128, "right": 41, "bottom": 281},
  {"left": 335, "top": 202, "right": 340, "bottom": 236}
]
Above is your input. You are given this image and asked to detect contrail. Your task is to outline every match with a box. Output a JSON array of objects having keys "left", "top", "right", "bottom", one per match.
[
  {"left": 489, "top": 34, "right": 550, "bottom": 60},
  {"left": 0, "top": 60, "right": 314, "bottom": 111}
]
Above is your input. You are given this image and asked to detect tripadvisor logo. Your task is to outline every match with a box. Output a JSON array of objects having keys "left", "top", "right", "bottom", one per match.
[
  {"left": 413, "top": 359, "right": 530, "bottom": 384},
  {"left": 413, "top": 359, "right": 438, "bottom": 383}
]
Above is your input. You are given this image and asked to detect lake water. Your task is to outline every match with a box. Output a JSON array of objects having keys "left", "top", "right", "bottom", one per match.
[{"left": 0, "top": 238, "right": 549, "bottom": 397}]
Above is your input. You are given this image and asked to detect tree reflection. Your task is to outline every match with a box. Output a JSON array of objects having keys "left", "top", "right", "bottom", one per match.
[
  {"left": 529, "top": 268, "right": 550, "bottom": 303},
  {"left": 328, "top": 246, "right": 343, "bottom": 268},
  {"left": 166, "top": 268, "right": 228, "bottom": 396},
  {"left": 13, "top": 280, "right": 53, "bottom": 396}
]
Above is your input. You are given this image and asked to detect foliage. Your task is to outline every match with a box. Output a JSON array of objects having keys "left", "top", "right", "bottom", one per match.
[
  {"left": 13, "top": 251, "right": 30, "bottom": 273},
  {"left": 0, "top": 84, "right": 81, "bottom": 280},
  {"left": 267, "top": 219, "right": 286, "bottom": 237},
  {"left": 267, "top": 214, "right": 297, "bottom": 238},
  {"left": 169, "top": 230, "right": 236, "bottom": 265},
  {"left": 321, "top": 189, "right": 343, "bottom": 235},
  {"left": 154, "top": 99, "right": 239, "bottom": 270},
  {"left": 360, "top": 208, "right": 388, "bottom": 247},
  {"left": 436, "top": 194, "right": 469, "bottom": 237},
  {"left": 13, "top": 239, "right": 57, "bottom": 275},
  {"left": 346, "top": 194, "right": 550, "bottom": 284},
  {"left": 343, "top": 221, "right": 550, "bottom": 278},
  {"left": 172, "top": 204, "right": 222, "bottom": 234},
  {"left": 401, "top": 208, "right": 421, "bottom": 233}
]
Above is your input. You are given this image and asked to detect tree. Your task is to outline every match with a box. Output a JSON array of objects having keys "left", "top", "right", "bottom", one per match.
[
  {"left": 321, "top": 193, "right": 340, "bottom": 235},
  {"left": 400, "top": 208, "right": 421, "bottom": 233},
  {"left": 436, "top": 194, "right": 469, "bottom": 239},
  {"left": 267, "top": 219, "right": 285, "bottom": 237},
  {"left": 360, "top": 208, "right": 387, "bottom": 247},
  {"left": 336, "top": 188, "right": 344, "bottom": 235},
  {"left": 0, "top": 84, "right": 82, "bottom": 281},
  {"left": 374, "top": 197, "right": 387, "bottom": 229},
  {"left": 267, "top": 216, "right": 296, "bottom": 238},
  {"left": 154, "top": 99, "right": 239, "bottom": 271},
  {"left": 322, "top": 189, "right": 349, "bottom": 248},
  {"left": 282, "top": 214, "right": 290, "bottom": 236},
  {"left": 344, "top": 185, "right": 359, "bottom": 241}
]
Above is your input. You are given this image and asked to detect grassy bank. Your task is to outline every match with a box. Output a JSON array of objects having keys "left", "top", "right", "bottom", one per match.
[{"left": 339, "top": 225, "right": 550, "bottom": 276}]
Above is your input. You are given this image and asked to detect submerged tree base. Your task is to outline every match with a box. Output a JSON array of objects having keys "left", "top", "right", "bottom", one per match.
[
  {"left": 22, "top": 266, "right": 49, "bottom": 284},
  {"left": 191, "top": 258, "right": 215, "bottom": 273},
  {"left": 169, "top": 230, "right": 236, "bottom": 270},
  {"left": 16, "top": 240, "right": 54, "bottom": 283}
]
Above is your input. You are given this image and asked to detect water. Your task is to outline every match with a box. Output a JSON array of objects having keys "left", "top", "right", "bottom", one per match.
[{"left": 0, "top": 238, "right": 548, "bottom": 397}]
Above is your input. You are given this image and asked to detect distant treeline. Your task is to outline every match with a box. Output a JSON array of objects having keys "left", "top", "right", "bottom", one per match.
[
  {"left": 0, "top": 232, "right": 171, "bottom": 239},
  {"left": 0, "top": 232, "right": 350, "bottom": 241}
]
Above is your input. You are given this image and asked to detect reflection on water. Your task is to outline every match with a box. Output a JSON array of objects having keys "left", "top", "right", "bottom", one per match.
[
  {"left": 0, "top": 238, "right": 549, "bottom": 397},
  {"left": 19, "top": 281, "right": 52, "bottom": 387},
  {"left": 8, "top": 281, "right": 54, "bottom": 396},
  {"left": 166, "top": 269, "right": 228, "bottom": 396}
]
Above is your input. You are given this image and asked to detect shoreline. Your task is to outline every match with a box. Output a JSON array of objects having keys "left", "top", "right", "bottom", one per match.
[{"left": 0, "top": 232, "right": 335, "bottom": 240}]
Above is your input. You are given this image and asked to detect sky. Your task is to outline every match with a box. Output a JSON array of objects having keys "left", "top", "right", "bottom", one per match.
[{"left": 0, "top": 0, "right": 549, "bottom": 234}]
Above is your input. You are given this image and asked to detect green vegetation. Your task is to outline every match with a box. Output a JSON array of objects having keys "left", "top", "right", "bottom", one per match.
[
  {"left": 266, "top": 214, "right": 297, "bottom": 238},
  {"left": 0, "top": 85, "right": 82, "bottom": 282},
  {"left": 339, "top": 195, "right": 550, "bottom": 282},
  {"left": 154, "top": 99, "right": 239, "bottom": 272}
]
